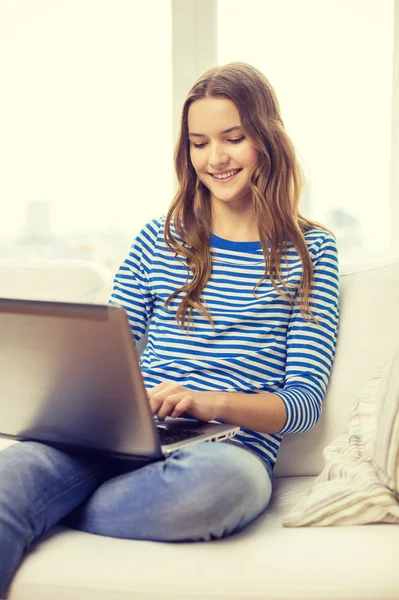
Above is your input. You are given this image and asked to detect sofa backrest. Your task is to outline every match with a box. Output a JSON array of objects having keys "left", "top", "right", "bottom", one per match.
[
  {"left": 274, "top": 259, "right": 399, "bottom": 477},
  {"left": 0, "top": 259, "right": 113, "bottom": 303}
]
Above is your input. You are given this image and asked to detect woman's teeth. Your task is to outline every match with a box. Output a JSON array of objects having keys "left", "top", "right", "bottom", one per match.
[{"left": 211, "top": 169, "right": 241, "bottom": 180}]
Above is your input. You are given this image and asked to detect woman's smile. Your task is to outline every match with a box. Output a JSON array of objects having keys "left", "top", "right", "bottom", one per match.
[{"left": 208, "top": 168, "right": 242, "bottom": 183}]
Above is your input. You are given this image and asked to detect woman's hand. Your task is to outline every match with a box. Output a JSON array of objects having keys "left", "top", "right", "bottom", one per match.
[{"left": 147, "top": 382, "right": 222, "bottom": 423}]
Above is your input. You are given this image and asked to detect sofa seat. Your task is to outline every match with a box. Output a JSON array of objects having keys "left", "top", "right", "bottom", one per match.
[{"left": 2, "top": 442, "right": 397, "bottom": 600}]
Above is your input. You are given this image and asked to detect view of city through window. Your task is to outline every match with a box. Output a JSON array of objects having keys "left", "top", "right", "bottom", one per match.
[
  {"left": 0, "top": 199, "right": 135, "bottom": 273},
  {"left": 218, "top": 0, "right": 394, "bottom": 262},
  {"left": 0, "top": 0, "right": 173, "bottom": 273},
  {"left": 0, "top": 0, "right": 396, "bottom": 274}
]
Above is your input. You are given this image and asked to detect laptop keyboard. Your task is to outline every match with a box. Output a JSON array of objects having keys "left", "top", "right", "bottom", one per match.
[{"left": 156, "top": 426, "right": 201, "bottom": 446}]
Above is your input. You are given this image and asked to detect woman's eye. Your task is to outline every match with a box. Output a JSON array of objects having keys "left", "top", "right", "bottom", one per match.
[{"left": 192, "top": 136, "right": 245, "bottom": 149}]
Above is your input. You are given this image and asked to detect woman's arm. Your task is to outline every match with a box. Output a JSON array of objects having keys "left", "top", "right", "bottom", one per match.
[
  {"left": 274, "top": 232, "right": 339, "bottom": 434},
  {"left": 214, "top": 390, "right": 286, "bottom": 433},
  {"left": 109, "top": 219, "right": 161, "bottom": 342},
  {"left": 148, "top": 383, "right": 286, "bottom": 433}
]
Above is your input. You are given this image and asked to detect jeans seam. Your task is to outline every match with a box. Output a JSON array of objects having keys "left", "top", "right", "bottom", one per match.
[
  {"left": 38, "top": 468, "right": 99, "bottom": 512},
  {"left": 31, "top": 469, "right": 99, "bottom": 533},
  {"left": 13, "top": 469, "right": 98, "bottom": 555}
]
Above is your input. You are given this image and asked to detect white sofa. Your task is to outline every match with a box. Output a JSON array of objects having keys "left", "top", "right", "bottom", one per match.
[{"left": 0, "top": 257, "right": 398, "bottom": 600}]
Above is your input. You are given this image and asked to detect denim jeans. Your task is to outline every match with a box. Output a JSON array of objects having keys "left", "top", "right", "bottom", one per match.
[{"left": 0, "top": 440, "right": 272, "bottom": 598}]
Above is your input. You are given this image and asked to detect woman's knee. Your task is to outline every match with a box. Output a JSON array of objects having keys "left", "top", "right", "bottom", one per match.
[
  {"left": 0, "top": 441, "right": 106, "bottom": 537},
  {"left": 173, "top": 441, "right": 271, "bottom": 494},
  {"left": 161, "top": 442, "right": 272, "bottom": 540},
  {"left": 0, "top": 441, "right": 55, "bottom": 485}
]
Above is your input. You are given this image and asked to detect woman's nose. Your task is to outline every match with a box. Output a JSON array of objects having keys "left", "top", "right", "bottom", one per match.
[{"left": 209, "top": 144, "right": 229, "bottom": 169}]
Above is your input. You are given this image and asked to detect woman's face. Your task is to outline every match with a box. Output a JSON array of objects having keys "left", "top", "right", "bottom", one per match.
[{"left": 188, "top": 97, "right": 258, "bottom": 209}]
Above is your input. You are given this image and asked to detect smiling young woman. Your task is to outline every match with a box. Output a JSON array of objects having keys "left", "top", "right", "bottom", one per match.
[{"left": 0, "top": 62, "right": 339, "bottom": 597}]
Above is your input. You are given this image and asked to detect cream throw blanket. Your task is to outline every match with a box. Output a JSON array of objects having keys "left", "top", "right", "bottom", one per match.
[{"left": 283, "top": 346, "right": 399, "bottom": 526}]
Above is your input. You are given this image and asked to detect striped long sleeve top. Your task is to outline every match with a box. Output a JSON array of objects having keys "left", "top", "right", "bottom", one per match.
[{"left": 109, "top": 216, "right": 340, "bottom": 468}]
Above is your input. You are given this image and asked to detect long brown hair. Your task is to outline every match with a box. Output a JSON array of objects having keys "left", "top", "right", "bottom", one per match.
[{"left": 164, "top": 62, "right": 329, "bottom": 331}]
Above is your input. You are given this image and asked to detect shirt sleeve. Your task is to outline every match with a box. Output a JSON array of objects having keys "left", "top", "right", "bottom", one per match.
[
  {"left": 108, "top": 219, "right": 161, "bottom": 343},
  {"left": 275, "top": 232, "right": 340, "bottom": 434}
]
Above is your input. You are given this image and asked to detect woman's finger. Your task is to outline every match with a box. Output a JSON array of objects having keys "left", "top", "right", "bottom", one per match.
[
  {"left": 171, "top": 396, "right": 193, "bottom": 418},
  {"left": 148, "top": 393, "right": 166, "bottom": 415},
  {"left": 156, "top": 393, "right": 184, "bottom": 421}
]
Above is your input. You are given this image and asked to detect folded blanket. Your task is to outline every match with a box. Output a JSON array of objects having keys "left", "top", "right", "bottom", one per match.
[{"left": 283, "top": 346, "right": 399, "bottom": 526}]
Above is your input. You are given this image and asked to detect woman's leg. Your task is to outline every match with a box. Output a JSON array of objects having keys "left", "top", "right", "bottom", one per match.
[
  {"left": 0, "top": 441, "right": 111, "bottom": 598},
  {"left": 66, "top": 442, "right": 272, "bottom": 542}
]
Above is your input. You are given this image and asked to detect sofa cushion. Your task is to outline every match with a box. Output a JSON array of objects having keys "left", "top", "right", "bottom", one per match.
[
  {"left": 275, "top": 259, "right": 399, "bottom": 477},
  {"left": 6, "top": 476, "right": 399, "bottom": 600},
  {"left": 282, "top": 345, "right": 399, "bottom": 526}
]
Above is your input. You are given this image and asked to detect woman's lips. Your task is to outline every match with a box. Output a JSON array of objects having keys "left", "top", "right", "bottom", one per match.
[{"left": 209, "top": 169, "right": 242, "bottom": 183}]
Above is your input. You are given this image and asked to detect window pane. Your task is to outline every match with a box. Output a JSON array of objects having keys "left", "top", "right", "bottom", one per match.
[
  {"left": 217, "top": 0, "right": 394, "bottom": 261},
  {"left": 0, "top": 0, "right": 173, "bottom": 270}
]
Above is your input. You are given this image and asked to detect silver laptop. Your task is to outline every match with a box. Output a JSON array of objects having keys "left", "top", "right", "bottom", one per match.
[{"left": 0, "top": 298, "right": 239, "bottom": 461}]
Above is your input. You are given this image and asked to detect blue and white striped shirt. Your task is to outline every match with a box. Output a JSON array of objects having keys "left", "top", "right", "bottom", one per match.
[{"left": 109, "top": 216, "right": 339, "bottom": 468}]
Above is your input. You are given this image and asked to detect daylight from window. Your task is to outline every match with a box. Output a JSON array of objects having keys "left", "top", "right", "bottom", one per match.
[
  {"left": 0, "top": 0, "right": 173, "bottom": 271},
  {"left": 218, "top": 0, "right": 394, "bottom": 260},
  {"left": 0, "top": 0, "right": 396, "bottom": 270}
]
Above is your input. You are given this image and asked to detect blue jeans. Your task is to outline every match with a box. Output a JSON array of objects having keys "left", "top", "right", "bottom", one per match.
[{"left": 0, "top": 440, "right": 272, "bottom": 598}]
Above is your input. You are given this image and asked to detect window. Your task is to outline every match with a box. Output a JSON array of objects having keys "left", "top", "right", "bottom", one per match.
[
  {"left": 0, "top": 0, "right": 173, "bottom": 271},
  {"left": 217, "top": 0, "right": 395, "bottom": 261},
  {"left": 1, "top": 0, "right": 396, "bottom": 270}
]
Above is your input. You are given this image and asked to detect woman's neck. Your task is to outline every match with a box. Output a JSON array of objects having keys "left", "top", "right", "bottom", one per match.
[{"left": 211, "top": 205, "right": 259, "bottom": 243}]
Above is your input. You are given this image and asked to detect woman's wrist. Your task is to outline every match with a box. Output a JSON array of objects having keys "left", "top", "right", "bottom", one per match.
[
  {"left": 212, "top": 390, "right": 287, "bottom": 433},
  {"left": 214, "top": 391, "right": 229, "bottom": 421}
]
